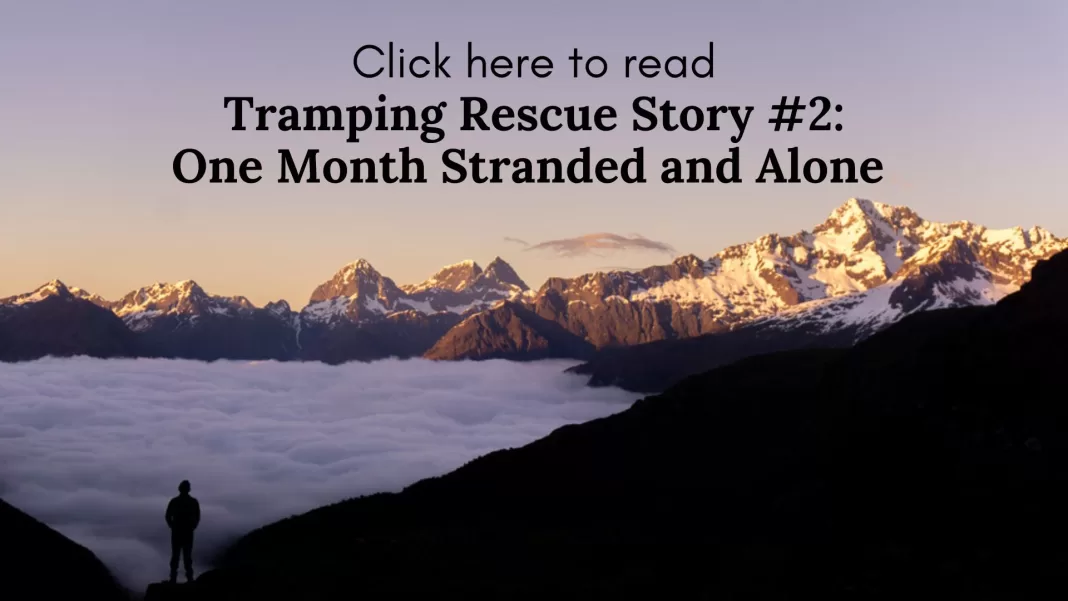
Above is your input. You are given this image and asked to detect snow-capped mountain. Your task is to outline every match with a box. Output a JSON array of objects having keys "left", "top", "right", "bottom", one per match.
[
  {"left": 102, "top": 280, "right": 258, "bottom": 331},
  {"left": 402, "top": 260, "right": 484, "bottom": 295},
  {"left": 402, "top": 258, "right": 529, "bottom": 296},
  {"left": 301, "top": 257, "right": 529, "bottom": 327},
  {"left": 1, "top": 256, "right": 529, "bottom": 335},
  {"left": 431, "top": 198, "right": 1066, "bottom": 357},
  {"left": 0, "top": 256, "right": 532, "bottom": 363},
  {"left": 600, "top": 199, "right": 1050, "bottom": 313},
  {"left": 717, "top": 199, "right": 1063, "bottom": 341},
  {"left": 0, "top": 278, "right": 297, "bottom": 360},
  {"left": 2, "top": 199, "right": 1064, "bottom": 367},
  {"left": 0, "top": 281, "right": 138, "bottom": 362},
  {"left": 303, "top": 259, "right": 406, "bottom": 324},
  {"left": 0, "top": 280, "right": 107, "bottom": 307}
]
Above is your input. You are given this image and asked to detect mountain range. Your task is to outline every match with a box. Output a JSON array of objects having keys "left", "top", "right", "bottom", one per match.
[{"left": 2, "top": 198, "right": 1064, "bottom": 382}]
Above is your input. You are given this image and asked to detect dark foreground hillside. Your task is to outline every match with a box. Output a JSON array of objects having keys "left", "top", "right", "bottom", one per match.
[
  {"left": 1, "top": 498, "right": 126, "bottom": 600},
  {"left": 193, "top": 250, "right": 1068, "bottom": 599},
  {"left": 566, "top": 315, "right": 859, "bottom": 392}
]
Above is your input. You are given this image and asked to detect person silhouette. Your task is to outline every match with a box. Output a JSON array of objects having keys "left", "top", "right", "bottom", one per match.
[{"left": 165, "top": 480, "right": 200, "bottom": 583}]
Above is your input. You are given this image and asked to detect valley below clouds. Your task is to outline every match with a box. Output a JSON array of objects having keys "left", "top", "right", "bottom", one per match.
[{"left": 0, "top": 357, "right": 636, "bottom": 589}]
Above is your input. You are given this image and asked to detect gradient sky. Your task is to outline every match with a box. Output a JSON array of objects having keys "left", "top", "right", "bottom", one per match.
[{"left": 2, "top": 0, "right": 1065, "bottom": 307}]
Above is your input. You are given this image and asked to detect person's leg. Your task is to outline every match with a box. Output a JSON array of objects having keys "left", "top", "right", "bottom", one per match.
[
  {"left": 183, "top": 531, "right": 194, "bottom": 581},
  {"left": 169, "top": 530, "right": 180, "bottom": 583}
]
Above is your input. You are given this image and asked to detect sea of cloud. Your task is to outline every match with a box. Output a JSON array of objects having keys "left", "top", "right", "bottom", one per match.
[{"left": 0, "top": 357, "right": 637, "bottom": 590}]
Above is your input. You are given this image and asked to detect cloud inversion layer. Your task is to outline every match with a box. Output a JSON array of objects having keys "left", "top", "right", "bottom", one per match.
[
  {"left": 524, "top": 233, "right": 676, "bottom": 257},
  {"left": 0, "top": 358, "right": 635, "bottom": 589}
]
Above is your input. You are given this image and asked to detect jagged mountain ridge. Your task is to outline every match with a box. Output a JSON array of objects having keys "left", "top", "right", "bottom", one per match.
[
  {"left": 1, "top": 279, "right": 109, "bottom": 306},
  {"left": 301, "top": 256, "right": 529, "bottom": 327},
  {"left": 2, "top": 199, "right": 1063, "bottom": 364},
  {"left": 0, "top": 257, "right": 528, "bottom": 328},
  {"left": 431, "top": 198, "right": 1065, "bottom": 359},
  {"left": 545, "top": 198, "right": 1059, "bottom": 334},
  {"left": 106, "top": 280, "right": 257, "bottom": 332},
  {"left": 0, "top": 257, "right": 530, "bottom": 362}
]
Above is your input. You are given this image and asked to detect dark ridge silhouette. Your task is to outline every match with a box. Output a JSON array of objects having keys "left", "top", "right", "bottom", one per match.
[
  {"left": 298, "top": 311, "right": 462, "bottom": 364},
  {"left": 0, "top": 294, "right": 461, "bottom": 364},
  {"left": 0, "top": 294, "right": 139, "bottom": 361},
  {"left": 0, "top": 497, "right": 126, "bottom": 600},
  {"left": 133, "top": 312, "right": 299, "bottom": 361},
  {"left": 188, "top": 249, "right": 1068, "bottom": 599},
  {"left": 566, "top": 315, "right": 860, "bottom": 391}
]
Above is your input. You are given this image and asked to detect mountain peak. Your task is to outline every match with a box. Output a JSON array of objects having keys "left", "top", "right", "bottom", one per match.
[
  {"left": 139, "top": 280, "right": 203, "bottom": 293},
  {"left": 820, "top": 198, "right": 926, "bottom": 231},
  {"left": 39, "top": 280, "right": 73, "bottom": 296},
  {"left": 109, "top": 279, "right": 251, "bottom": 322},
  {"left": 807, "top": 199, "right": 925, "bottom": 275},
  {"left": 327, "top": 259, "right": 388, "bottom": 286},
  {"left": 404, "top": 260, "right": 484, "bottom": 294},
  {"left": 477, "top": 257, "right": 528, "bottom": 292},
  {"left": 822, "top": 198, "right": 885, "bottom": 228},
  {"left": 0, "top": 280, "right": 102, "bottom": 306},
  {"left": 348, "top": 258, "right": 374, "bottom": 268},
  {"left": 339, "top": 259, "right": 380, "bottom": 276},
  {"left": 307, "top": 258, "right": 402, "bottom": 311},
  {"left": 303, "top": 257, "right": 530, "bottom": 325},
  {"left": 846, "top": 196, "right": 880, "bottom": 212},
  {"left": 123, "top": 280, "right": 209, "bottom": 305},
  {"left": 264, "top": 299, "right": 294, "bottom": 319}
]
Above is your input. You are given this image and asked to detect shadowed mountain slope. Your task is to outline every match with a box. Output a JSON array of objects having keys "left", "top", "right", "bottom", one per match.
[
  {"left": 1, "top": 498, "right": 126, "bottom": 600},
  {"left": 0, "top": 290, "right": 138, "bottom": 361},
  {"left": 424, "top": 301, "right": 595, "bottom": 361}
]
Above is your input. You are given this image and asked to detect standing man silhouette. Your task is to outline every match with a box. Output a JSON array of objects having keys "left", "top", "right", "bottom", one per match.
[{"left": 165, "top": 480, "right": 201, "bottom": 583}]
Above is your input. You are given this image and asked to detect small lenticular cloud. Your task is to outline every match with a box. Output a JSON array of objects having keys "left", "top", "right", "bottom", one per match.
[
  {"left": 503, "top": 236, "right": 530, "bottom": 246},
  {"left": 525, "top": 233, "right": 676, "bottom": 258}
]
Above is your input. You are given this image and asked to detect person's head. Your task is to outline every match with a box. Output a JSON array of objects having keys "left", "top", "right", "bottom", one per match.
[{"left": 178, "top": 480, "right": 191, "bottom": 495}]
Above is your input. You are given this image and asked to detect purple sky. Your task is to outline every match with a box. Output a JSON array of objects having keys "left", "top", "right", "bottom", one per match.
[{"left": 1, "top": 0, "right": 1065, "bottom": 306}]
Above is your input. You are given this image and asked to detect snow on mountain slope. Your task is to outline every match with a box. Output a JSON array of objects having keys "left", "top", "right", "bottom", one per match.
[
  {"left": 736, "top": 201, "right": 1058, "bottom": 330},
  {"left": 401, "top": 260, "right": 482, "bottom": 294},
  {"left": 0, "top": 280, "right": 108, "bottom": 306},
  {"left": 1, "top": 257, "right": 531, "bottom": 334},
  {"left": 301, "top": 257, "right": 529, "bottom": 327},
  {"left": 625, "top": 199, "right": 1061, "bottom": 310},
  {"left": 104, "top": 280, "right": 256, "bottom": 331},
  {"left": 3, "top": 198, "right": 1063, "bottom": 356},
  {"left": 0, "top": 279, "right": 274, "bottom": 333},
  {"left": 518, "top": 198, "right": 1066, "bottom": 348},
  {"left": 755, "top": 234, "right": 1025, "bottom": 341}
]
